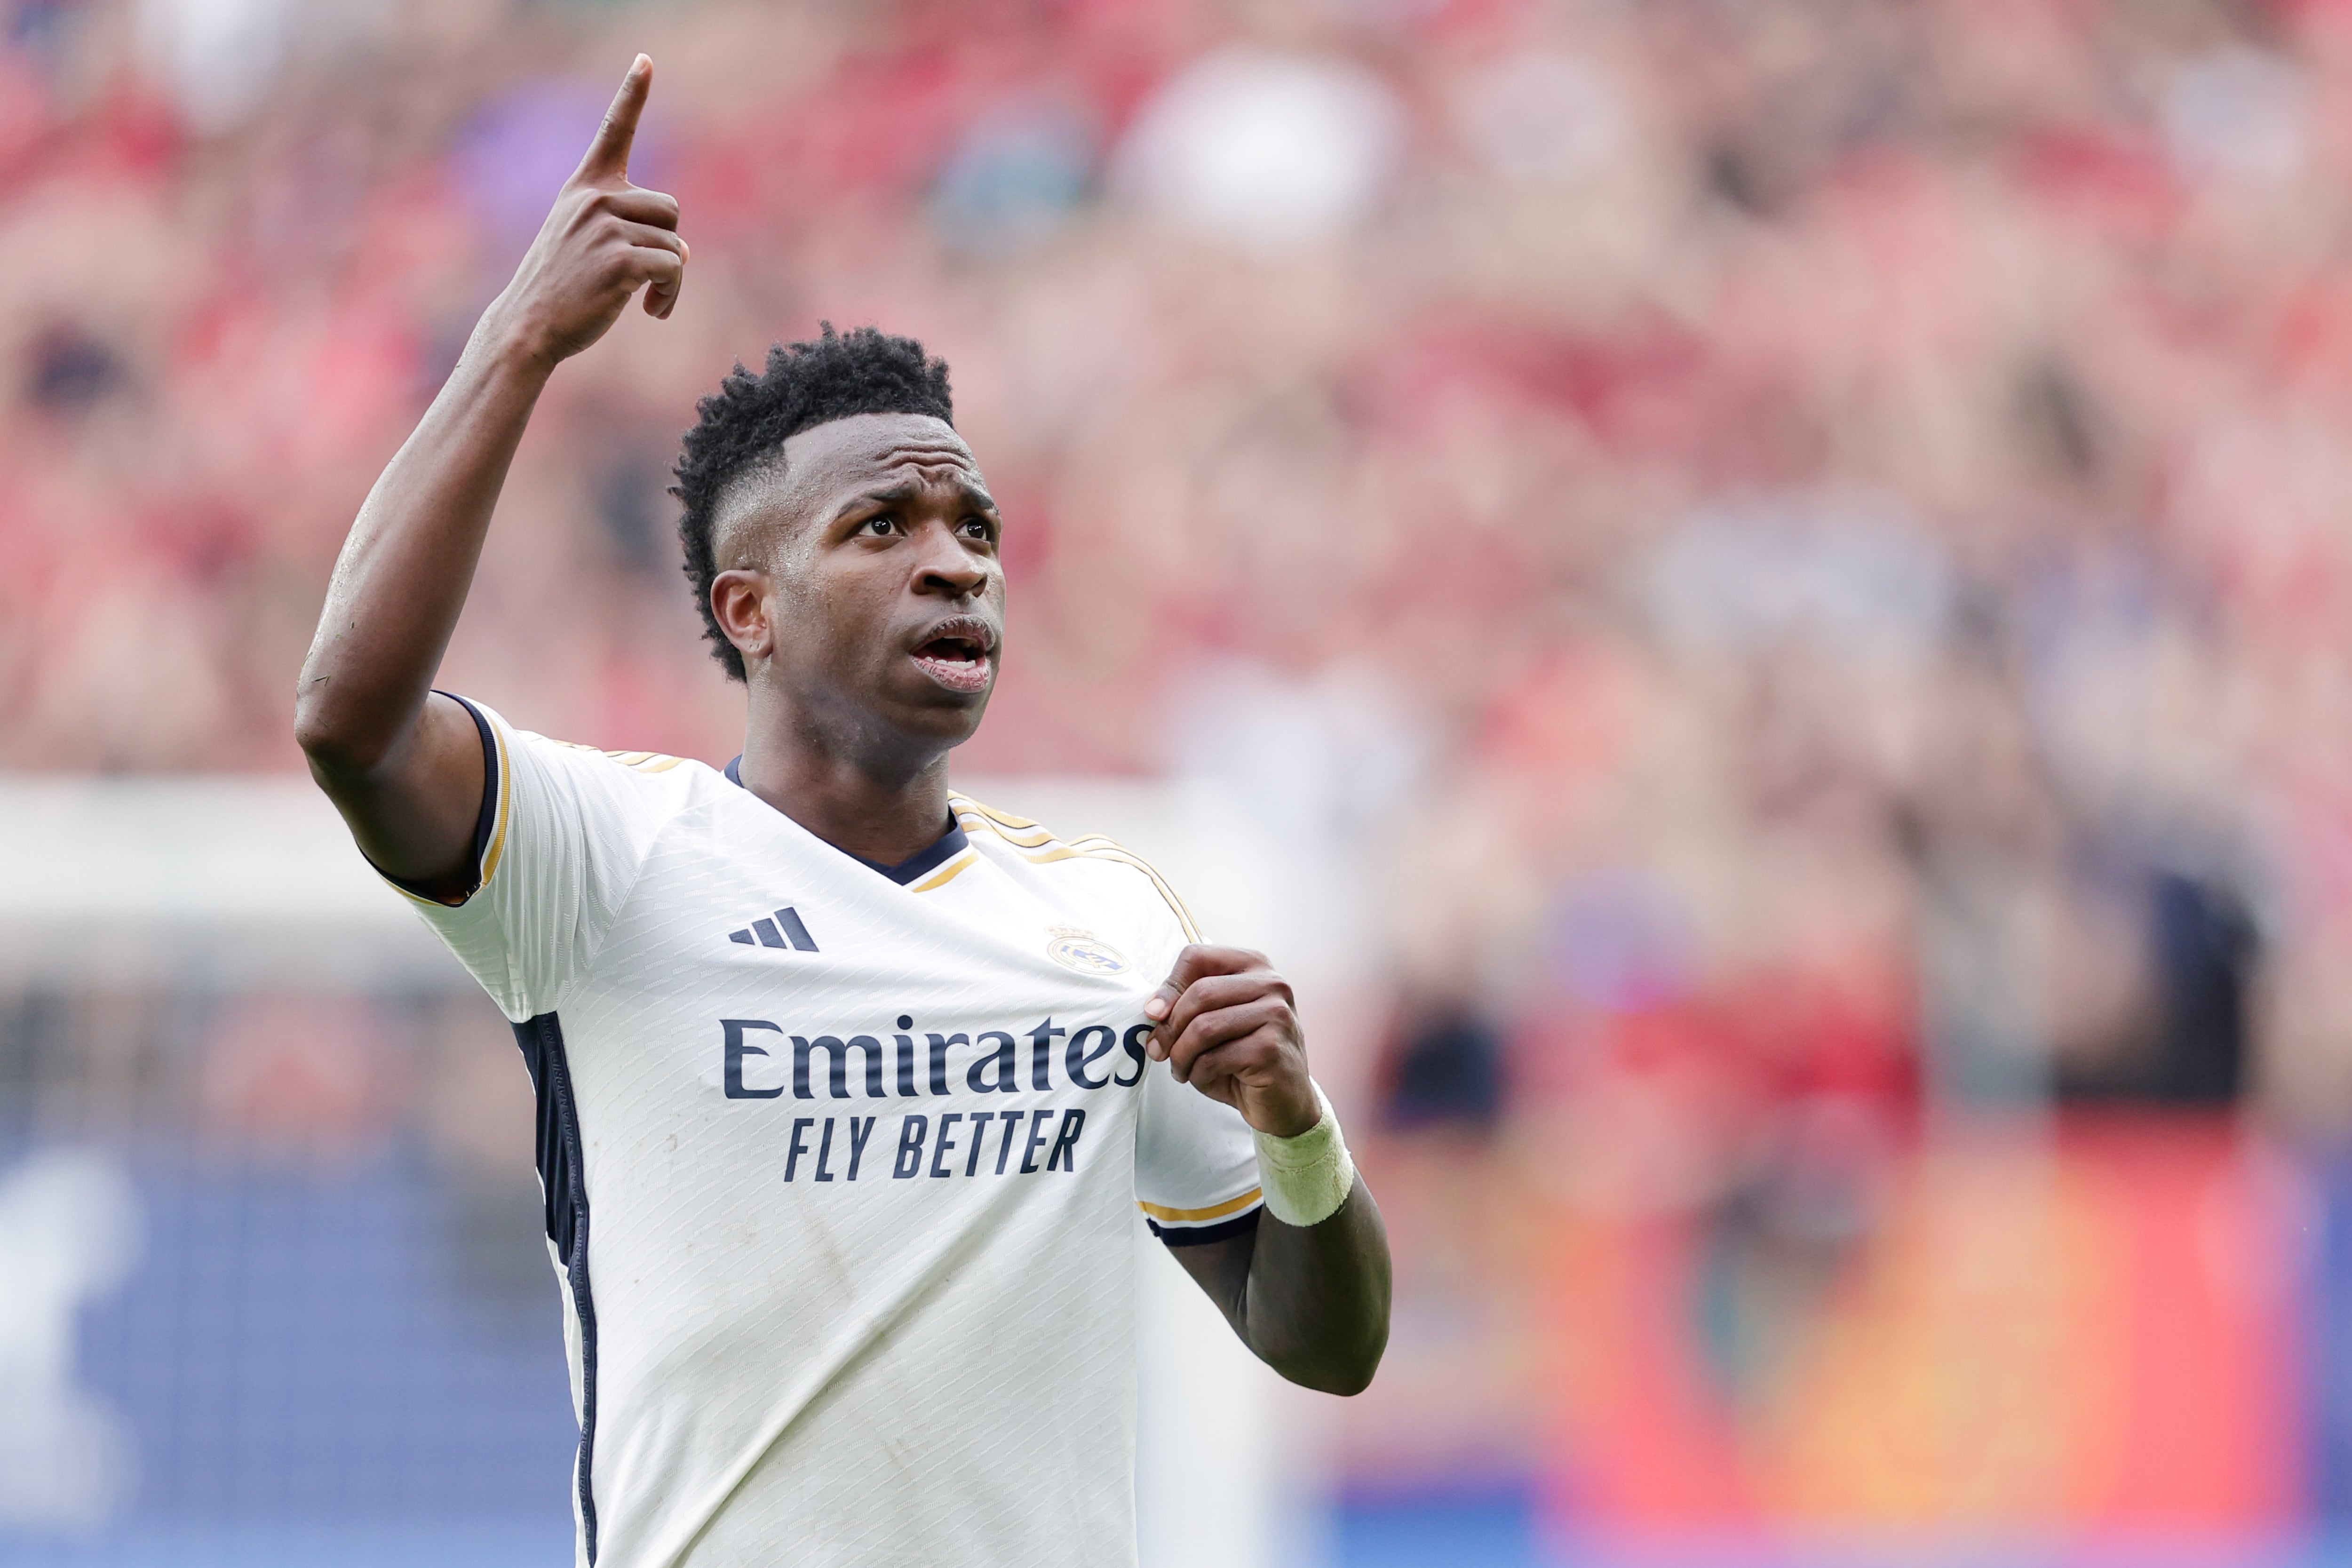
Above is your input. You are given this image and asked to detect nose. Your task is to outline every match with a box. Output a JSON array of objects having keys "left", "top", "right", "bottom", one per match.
[{"left": 911, "top": 522, "right": 991, "bottom": 601}]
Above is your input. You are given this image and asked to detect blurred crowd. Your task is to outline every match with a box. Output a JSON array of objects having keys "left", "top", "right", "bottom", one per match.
[{"left": 4, "top": 0, "right": 2352, "bottom": 1227}]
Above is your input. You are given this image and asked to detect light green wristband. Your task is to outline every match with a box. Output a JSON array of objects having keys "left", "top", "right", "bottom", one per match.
[{"left": 1253, "top": 1081, "right": 1355, "bottom": 1227}]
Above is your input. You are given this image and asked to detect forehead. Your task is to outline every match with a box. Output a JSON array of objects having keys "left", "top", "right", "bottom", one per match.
[
  {"left": 778, "top": 411, "right": 978, "bottom": 498},
  {"left": 716, "top": 412, "right": 981, "bottom": 547}
]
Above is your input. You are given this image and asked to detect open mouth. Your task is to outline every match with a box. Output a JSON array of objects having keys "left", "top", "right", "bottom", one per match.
[{"left": 910, "top": 625, "right": 995, "bottom": 695}]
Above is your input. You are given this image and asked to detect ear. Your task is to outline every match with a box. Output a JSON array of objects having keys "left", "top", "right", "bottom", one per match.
[{"left": 710, "top": 568, "right": 775, "bottom": 669}]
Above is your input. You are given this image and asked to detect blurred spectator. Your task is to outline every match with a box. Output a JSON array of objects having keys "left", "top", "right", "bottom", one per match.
[{"left": 1379, "top": 993, "right": 1506, "bottom": 1133}]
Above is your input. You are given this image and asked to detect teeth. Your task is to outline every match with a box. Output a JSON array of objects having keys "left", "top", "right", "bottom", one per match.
[{"left": 916, "top": 628, "right": 991, "bottom": 661}]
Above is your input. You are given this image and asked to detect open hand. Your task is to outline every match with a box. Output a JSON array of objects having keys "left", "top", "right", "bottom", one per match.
[
  {"left": 1144, "top": 946, "right": 1319, "bottom": 1138},
  {"left": 485, "top": 54, "right": 686, "bottom": 366}
]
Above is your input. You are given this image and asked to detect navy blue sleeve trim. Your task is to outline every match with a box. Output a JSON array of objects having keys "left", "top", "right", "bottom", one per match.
[
  {"left": 367, "top": 692, "right": 499, "bottom": 906},
  {"left": 513, "top": 1012, "right": 601, "bottom": 1563},
  {"left": 1149, "top": 1208, "right": 1263, "bottom": 1248}
]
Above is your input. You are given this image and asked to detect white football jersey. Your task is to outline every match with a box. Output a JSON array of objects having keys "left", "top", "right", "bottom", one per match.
[{"left": 383, "top": 696, "right": 1263, "bottom": 1568}]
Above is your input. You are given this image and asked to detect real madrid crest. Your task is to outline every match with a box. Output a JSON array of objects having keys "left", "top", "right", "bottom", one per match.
[{"left": 1045, "top": 924, "right": 1128, "bottom": 976}]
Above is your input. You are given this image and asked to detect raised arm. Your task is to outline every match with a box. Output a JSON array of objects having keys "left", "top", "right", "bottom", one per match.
[
  {"left": 294, "top": 55, "right": 685, "bottom": 896},
  {"left": 1146, "top": 947, "right": 1392, "bottom": 1395}
]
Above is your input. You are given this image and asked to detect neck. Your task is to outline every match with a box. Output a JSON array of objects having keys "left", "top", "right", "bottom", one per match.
[{"left": 737, "top": 687, "right": 955, "bottom": 865}]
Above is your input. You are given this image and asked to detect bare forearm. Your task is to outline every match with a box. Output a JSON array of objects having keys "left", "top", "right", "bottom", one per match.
[
  {"left": 294, "top": 319, "right": 548, "bottom": 775},
  {"left": 295, "top": 54, "right": 683, "bottom": 791},
  {"left": 1147, "top": 947, "right": 1393, "bottom": 1394},
  {"left": 1239, "top": 1177, "right": 1391, "bottom": 1394},
  {"left": 292, "top": 57, "right": 681, "bottom": 891}
]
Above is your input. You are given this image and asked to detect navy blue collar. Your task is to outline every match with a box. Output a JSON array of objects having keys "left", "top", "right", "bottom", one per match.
[{"left": 725, "top": 755, "right": 968, "bottom": 887}]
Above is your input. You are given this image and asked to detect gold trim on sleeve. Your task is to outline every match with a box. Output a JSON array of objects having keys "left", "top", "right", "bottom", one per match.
[
  {"left": 1136, "top": 1188, "right": 1264, "bottom": 1225},
  {"left": 478, "top": 720, "right": 515, "bottom": 887}
]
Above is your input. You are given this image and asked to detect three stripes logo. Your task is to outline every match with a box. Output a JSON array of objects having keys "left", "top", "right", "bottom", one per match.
[{"left": 728, "top": 907, "right": 820, "bottom": 953}]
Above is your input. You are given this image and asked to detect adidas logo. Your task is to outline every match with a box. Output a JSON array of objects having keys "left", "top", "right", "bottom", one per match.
[{"left": 728, "top": 907, "right": 819, "bottom": 953}]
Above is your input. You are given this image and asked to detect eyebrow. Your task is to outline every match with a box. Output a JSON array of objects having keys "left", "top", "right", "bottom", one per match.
[{"left": 833, "top": 476, "right": 999, "bottom": 520}]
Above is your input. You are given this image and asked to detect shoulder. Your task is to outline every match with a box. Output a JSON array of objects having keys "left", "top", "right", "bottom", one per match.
[
  {"left": 470, "top": 699, "right": 729, "bottom": 851},
  {"left": 526, "top": 734, "right": 712, "bottom": 785},
  {"left": 455, "top": 698, "right": 704, "bottom": 786},
  {"left": 507, "top": 725, "right": 723, "bottom": 801},
  {"left": 948, "top": 792, "right": 1202, "bottom": 943}
]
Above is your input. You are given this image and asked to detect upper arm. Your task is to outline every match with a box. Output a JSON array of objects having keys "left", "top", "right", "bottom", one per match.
[
  {"left": 347, "top": 697, "right": 692, "bottom": 1021},
  {"left": 308, "top": 690, "right": 488, "bottom": 900},
  {"left": 1134, "top": 1021, "right": 1266, "bottom": 1279},
  {"left": 1165, "top": 1230, "right": 1255, "bottom": 1337}
]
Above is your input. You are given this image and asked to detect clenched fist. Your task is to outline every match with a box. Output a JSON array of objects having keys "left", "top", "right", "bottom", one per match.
[
  {"left": 482, "top": 54, "right": 686, "bottom": 367},
  {"left": 1144, "top": 946, "right": 1321, "bottom": 1138}
]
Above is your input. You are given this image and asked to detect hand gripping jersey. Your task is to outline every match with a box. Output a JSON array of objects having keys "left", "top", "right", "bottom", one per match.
[{"left": 385, "top": 698, "right": 1263, "bottom": 1568}]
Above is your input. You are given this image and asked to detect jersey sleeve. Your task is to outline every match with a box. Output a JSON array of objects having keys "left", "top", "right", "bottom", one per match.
[
  {"left": 1134, "top": 1063, "right": 1265, "bottom": 1245},
  {"left": 1117, "top": 862, "right": 1266, "bottom": 1246},
  {"left": 374, "top": 694, "right": 691, "bottom": 1022}
]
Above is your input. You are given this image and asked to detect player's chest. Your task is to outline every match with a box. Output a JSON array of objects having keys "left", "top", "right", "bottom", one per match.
[{"left": 591, "top": 846, "right": 1160, "bottom": 1109}]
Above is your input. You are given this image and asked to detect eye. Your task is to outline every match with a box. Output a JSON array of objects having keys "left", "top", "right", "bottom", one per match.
[
  {"left": 959, "top": 516, "right": 996, "bottom": 543},
  {"left": 859, "top": 514, "right": 899, "bottom": 538}
]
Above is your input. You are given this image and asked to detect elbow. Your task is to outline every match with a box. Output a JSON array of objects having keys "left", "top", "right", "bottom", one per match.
[
  {"left": 291, "top": 697, "right": 335, "bottom": 767},
  {"left": 293, "top": 683, "right": 387, "bottom": 786},
  {"left": 1271, "top": 1322, "right": 1388, "bottom": 1398},
  {"left": 1303, "top": 1362, "right": 1379, "bottom": 1399},
  {"left": 293, "top": 698, "right": 351, "bottom": 777},
  {"left": 1327, "top": 1328, "right": 1389, "bottom": 1397}
]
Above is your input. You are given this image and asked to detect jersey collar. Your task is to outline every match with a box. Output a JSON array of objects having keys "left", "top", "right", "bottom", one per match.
[{"left": 724, "top": 755, "right": 970, "bottom": 888}]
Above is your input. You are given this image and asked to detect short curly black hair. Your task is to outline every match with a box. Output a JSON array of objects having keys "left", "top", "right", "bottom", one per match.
[{"left": 672, "top": 323, "right": 954, "bottom": 681}]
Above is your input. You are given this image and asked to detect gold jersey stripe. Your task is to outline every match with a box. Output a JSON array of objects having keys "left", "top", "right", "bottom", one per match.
[
  {"left": 949, "top": 795, "right": 1041, "bottom": 831},
  {"left": 369, "top": 707, "right": 514, "bottom": 908},
  {"left": 1065, "top": 842, "right": 1201, "bottom": 944},
  {"left": 1137, "top": 1188, "right": 1263, "bottom": 1224},
  {"left": 1014, "top": 843, "right": 1200, "bottom": 943},
  {"left": 952, "top": 810, "right": 1053, "bottom": 849},
  {"left": 375, "top": 870, "right": 459, "bottom": 908},
  {"left": 1002, "top": 844, "right": 1087, "bottom": 863},
  {"left": 554, "top": 740, "right": 684, "bottom": 773},
  {"left": 906, "top": 847, "right": 980, "bottom": 893},
  {"left": 947, "top": 797, "right": 1202, "bottom": 942},
  {"left": 479, "top": 718, "right": 515, "bottom": 887}
]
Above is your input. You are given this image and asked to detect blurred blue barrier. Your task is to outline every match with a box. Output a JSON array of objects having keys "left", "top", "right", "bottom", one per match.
[{"left": 0, "top": 1146, "right": 575, "bottom": 1564}]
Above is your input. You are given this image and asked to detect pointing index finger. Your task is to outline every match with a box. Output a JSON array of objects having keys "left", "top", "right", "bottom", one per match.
[{"left": 577, "top": 54, "right": 652, "bottom": 182}]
